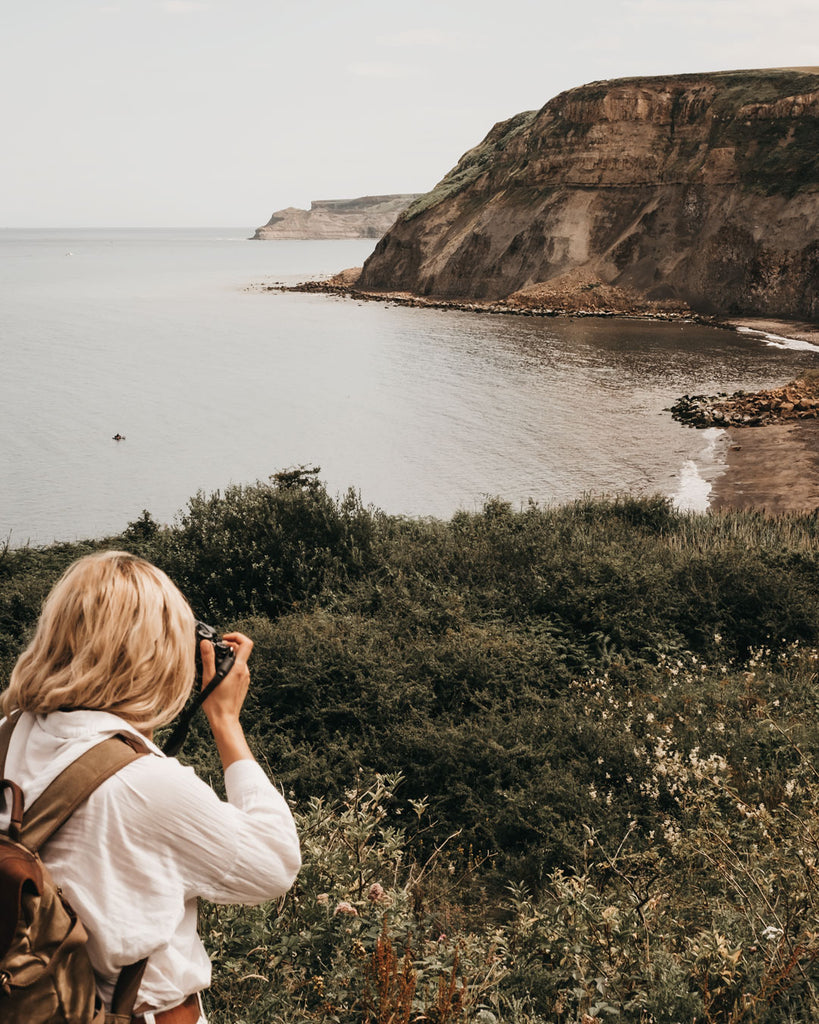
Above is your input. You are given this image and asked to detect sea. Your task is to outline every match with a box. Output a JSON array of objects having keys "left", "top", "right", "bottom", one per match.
[{"left": 3, "top": 227, "right": 819, "bottom": 547}]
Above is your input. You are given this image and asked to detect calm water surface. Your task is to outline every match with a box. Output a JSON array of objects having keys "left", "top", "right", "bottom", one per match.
[{"left": 3, "top": 228, "right": 818, "bottom": 545}]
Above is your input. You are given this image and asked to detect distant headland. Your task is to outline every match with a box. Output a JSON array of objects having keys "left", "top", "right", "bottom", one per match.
[{"left": 252, "top": 194, "right": 421, "bottom": 240}]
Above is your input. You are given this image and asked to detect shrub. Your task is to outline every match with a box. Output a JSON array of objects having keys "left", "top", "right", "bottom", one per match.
[{"left": 155, "top": 469, "right": 379, "bottom": 619}]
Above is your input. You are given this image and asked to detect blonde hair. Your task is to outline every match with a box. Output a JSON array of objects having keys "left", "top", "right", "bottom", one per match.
[{"left": 2, "top": 551, "right": 196, "bottom": 732}]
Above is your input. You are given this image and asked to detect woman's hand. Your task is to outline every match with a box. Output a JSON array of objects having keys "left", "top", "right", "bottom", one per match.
[{"left": 199, "top": 631, "right": 255, "bottom": 770}]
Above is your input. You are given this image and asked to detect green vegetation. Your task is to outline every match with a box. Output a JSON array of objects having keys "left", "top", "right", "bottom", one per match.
[
  {"left": 4, "top": 472, "right": 819, "bottom": 1022},
  {"left": 402, "top": 111, "right": 538, "bottom": 222},
  {"left": 602, "top": 68, "right": 819, "bottom": 107}
]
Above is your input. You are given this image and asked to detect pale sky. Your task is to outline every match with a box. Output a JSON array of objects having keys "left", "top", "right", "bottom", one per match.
[{"left": 2, "top": 0, "right": 817, "bottom": 227}]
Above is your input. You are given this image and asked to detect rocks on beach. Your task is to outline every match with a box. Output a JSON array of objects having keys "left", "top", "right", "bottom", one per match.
[
  {"left": 671, "top": 376, "right": 819, "bottom": 428},
  {"left": 267, "top": 275, "right": 700, "bottom": 323}
]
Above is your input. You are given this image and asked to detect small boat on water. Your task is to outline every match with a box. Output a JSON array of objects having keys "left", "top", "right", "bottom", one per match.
[{"left": 112, "top": 433, "right": 126, "bottom": 441}]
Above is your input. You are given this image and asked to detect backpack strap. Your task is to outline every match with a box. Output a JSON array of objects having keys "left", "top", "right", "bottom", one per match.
[
  {"left": 109, "top": 958, "right": 149, "bottom": 1018},
  {"left": 21, "top": 731, "right": 150, "bottom": 852},
  {"left": 0, "top": 712, "right": 20, "bottom": 777},
  {"left": 0, "top": 713, "right": 152, "bottom": 850}
]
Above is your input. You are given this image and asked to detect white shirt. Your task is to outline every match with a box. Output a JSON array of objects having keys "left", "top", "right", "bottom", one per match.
[{"left": 0, "top": 710, "right": 301, "bottom": 1016}]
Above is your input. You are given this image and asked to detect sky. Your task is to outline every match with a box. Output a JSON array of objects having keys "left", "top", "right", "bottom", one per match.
[{"left": 1, "top": 0, "right": 817, "bottom": 228}]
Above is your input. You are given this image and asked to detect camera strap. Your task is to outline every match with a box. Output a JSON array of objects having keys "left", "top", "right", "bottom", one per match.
[{"left": 161, "top": 655, "right": 234, "bottom": 757}]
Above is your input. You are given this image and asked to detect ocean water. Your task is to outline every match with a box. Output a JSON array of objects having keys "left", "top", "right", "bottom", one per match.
[{"left": 3, "top": 227, "right": 818, "bottom": 546}]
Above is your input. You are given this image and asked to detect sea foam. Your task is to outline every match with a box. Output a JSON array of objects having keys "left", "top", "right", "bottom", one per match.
[
  {"left": 672, "top": 427, "right": 726, "bottom": 513},
  {"left": 736, "top": 326, "right": 819, "bottom": 354}
]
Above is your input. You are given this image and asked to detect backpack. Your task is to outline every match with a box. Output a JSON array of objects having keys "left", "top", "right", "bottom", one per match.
[{"left": 0, "top": 715, "right": 150, "bottom": 1023}]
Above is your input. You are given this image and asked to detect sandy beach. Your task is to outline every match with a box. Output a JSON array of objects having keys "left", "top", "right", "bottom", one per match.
[
  {"left": 710, "top": 420, "right": 819, "bottom": 513},
  {"left": 705, "top": 318, "right": 819, "bottom": 512}
]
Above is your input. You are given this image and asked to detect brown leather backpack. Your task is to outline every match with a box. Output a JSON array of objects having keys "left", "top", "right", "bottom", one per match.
[{"left": 0, "top": 716, "right": 149, "bottom": 1023}]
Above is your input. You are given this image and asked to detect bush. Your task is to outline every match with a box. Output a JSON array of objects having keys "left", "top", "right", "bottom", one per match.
[{"left": 154, "top": 469, "right": 379, "bottom": 619}]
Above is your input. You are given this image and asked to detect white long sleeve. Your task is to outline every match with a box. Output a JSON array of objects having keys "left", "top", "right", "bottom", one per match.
[{"left": 0, "top": 710, "right": 301, "bottom": 1014}]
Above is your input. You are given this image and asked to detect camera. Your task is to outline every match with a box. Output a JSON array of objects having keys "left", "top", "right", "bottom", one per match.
[
  {"left": 195, "top": 620, "right": 235, "bottom": 680},
  {"left": 163, "top": 621, "right": 236, "bottom": 756}
]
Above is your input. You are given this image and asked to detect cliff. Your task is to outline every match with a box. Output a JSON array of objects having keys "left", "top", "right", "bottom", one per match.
[
  {"left": 253, "top": 194, "right": 420, "bottom": 240},
  {"left": 357, "top": 69, "right": 819, "bottom": 320}
]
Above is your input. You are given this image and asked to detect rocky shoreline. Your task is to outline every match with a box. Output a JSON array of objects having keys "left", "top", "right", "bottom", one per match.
[
  {"left": 671, "top": 374, "right": 819, "bottom": 428},
  {"left": 262, "top": 271, "right": 819, "bottom": 350},
  {"left": 263, "top": 275, "right": 708, "bottom": 324},
  {"left": 262, "top": 273, "right": 819, "bottom": 356}
]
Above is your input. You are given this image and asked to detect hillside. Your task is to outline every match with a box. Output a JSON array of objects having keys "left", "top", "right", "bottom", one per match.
[
  {"left": 8, "top": 476, "right": 819, "bottom": 1021},
  {"left": 7, "top": 478, "right": 819, "bottom": 1022},
  {"left": 252, "top": 194, "right": 420, "bottom": 239},
  {"left": 357, "top": 69, "right": 819, "bottom": 319}
]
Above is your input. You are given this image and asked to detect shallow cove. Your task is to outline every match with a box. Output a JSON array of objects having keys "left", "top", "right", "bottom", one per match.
[{"left": 2, "top": 228, "right": 818, "bottom": 545}]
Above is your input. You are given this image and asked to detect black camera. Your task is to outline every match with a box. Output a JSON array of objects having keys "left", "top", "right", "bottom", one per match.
[
  {"left": 195, "top": 620, "right": 235, "bottom": 680},
  {"left": 163, "top": 621, "right": 236, "bottom": 756}
]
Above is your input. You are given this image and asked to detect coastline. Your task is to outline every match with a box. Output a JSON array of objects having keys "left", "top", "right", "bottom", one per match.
[
  {"left": 719, "top": 317, "right": 819, "bottom": 348},
  {"left": 701, "top": 320, "right": 819, "bottom": 513},
  {"left": 266, "top": 282, "right": 819, "bottom": 344},
  {"left": 264, "top": 276, "right": 707, "bottom": 324},
  {"left": 710, "top": 420, "right": 819, "bottom": 513},
  {"left": 268, "top": 277, "right": 819, "bottom": 515}
]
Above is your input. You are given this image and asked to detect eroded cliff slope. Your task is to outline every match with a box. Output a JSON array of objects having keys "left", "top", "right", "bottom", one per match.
[
  {"left": 253, "top": 194, "right": 420, "bottom": 239},
  {"left": 358, "top": 69, "right": 819, "bottom": 319}
]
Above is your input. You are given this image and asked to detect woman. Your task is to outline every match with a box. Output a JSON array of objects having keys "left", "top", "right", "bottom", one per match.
[{"left": 0, "top": 551, "right": 301, "bottom": 1023}]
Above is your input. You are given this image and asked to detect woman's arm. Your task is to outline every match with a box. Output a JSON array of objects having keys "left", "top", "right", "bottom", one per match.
[{"left": 191, "top": 629, "right": 301, "bottom": 898}]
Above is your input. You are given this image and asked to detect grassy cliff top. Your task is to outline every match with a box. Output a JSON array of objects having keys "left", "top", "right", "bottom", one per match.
[
  {"left": 578, "top": 65, "right": 819, "bottom": 93},
  {"left": 569, "top": 66, "right": 819, "bottom": 117}
]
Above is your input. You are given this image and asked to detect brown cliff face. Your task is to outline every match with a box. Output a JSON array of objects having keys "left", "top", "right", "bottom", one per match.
[{"left": 357, "top": 70, "right": 819, "bottom": 319}]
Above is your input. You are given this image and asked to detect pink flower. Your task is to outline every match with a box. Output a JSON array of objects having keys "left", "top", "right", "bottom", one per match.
[
  {"left": 316, "top": 893, "right": 330, "bottom": 906},
  {"left": 368, "top": 883, "right": 386, "bottom": 903},
  {"left": 334, "top": 900, "right": 358, "bottom": 917}
]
